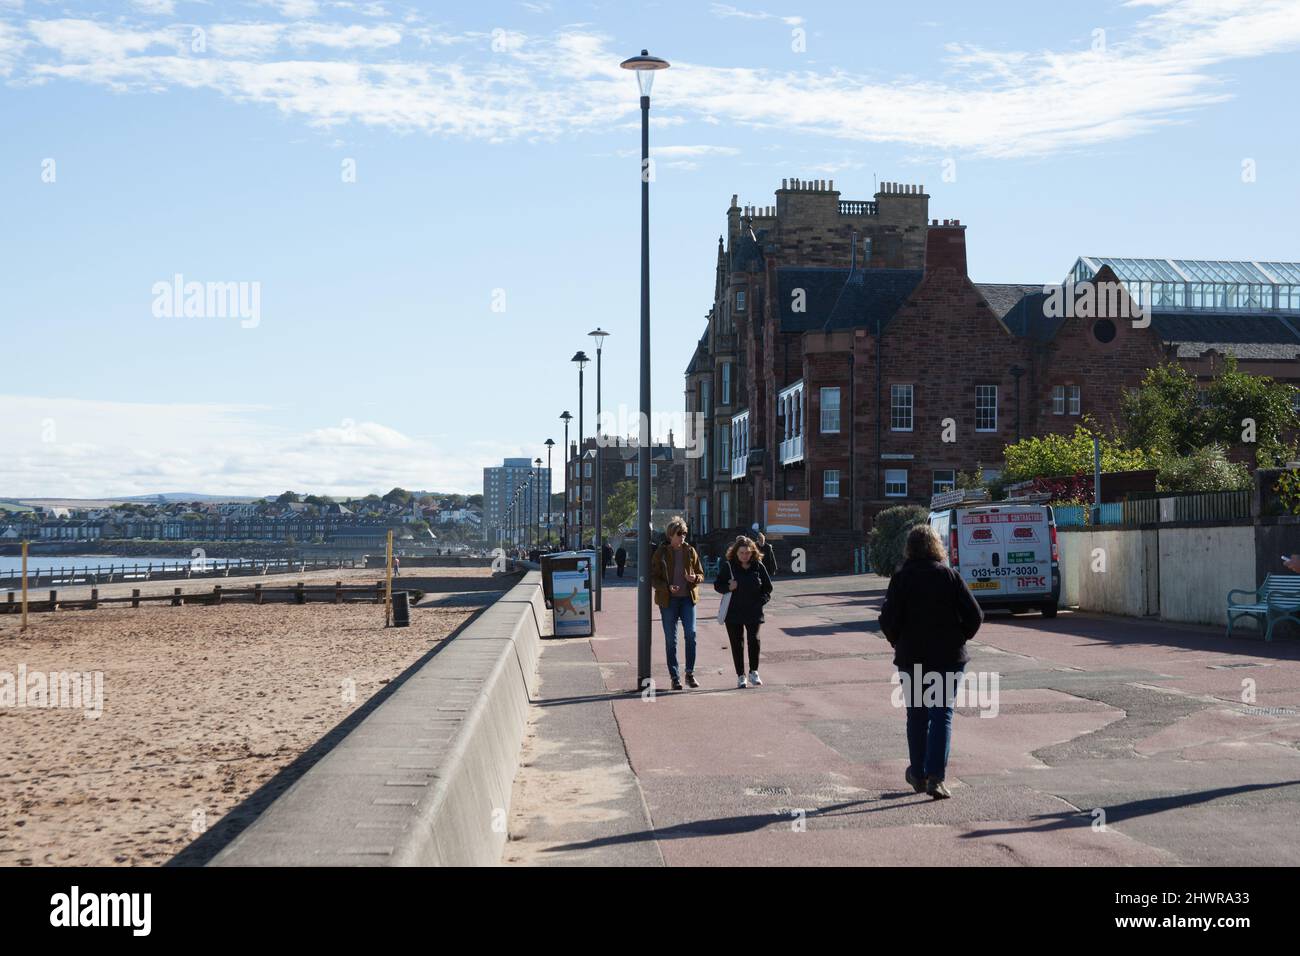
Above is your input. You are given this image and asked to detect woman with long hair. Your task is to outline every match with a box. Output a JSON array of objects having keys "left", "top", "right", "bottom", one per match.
[
  {"left": 879, "top": 524, "right": 983, "bottom": 799},
  {"left": 714, "top": 535, "right": 773, "bottom": 688}
]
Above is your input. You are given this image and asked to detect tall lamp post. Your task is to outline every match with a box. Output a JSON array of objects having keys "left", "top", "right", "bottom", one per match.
[
  {"left": 534, "top": 457, "right": 543, "bottom": 551},
  {"left": 620, "top": 49, "right": 669, "bottom": 692},
  {"left": 544, "top": 438, "right": 555, "bottom": 547},
  {"left": 572, "top": 350, "right": 590, "bottom": 551},
  {"left": 589, "top": 327, "right": 609, "bottom": 608},
  {"left": 560, "top": 411, "right": 572, "bottom": 548}
]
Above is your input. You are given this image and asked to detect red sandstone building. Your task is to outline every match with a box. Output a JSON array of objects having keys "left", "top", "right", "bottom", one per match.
[{"left": 684, "top": 178, "right": 1300, "bottom": 568}]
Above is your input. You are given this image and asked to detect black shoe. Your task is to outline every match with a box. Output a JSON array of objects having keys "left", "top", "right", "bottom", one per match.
[
  {"left": 926, "top": 776, "right": 952, "bottom": 799},
  {"left": 685, "top": 673, "right": 699, "bottom": 688},
  {"left": 905, "top": 767, "right": 926, "bottom": 793},
  {"left": 671, "top": 678, "right": 683, "bottom": 691}
]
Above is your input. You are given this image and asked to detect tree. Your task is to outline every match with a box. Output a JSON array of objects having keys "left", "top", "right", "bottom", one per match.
[
  {"left": 1003, "top": 420, "right": 1148, "bottom": 482},
  {"left": 1121, "top": 357, "right": 1298, "bottom": 467},
  {"left": 868, "top": 505, "right": 929, "bottom": 578},
  {"left": 1120, "top": 363, "right": 1202, "bottom": 459},
  {"left": 383, "top": 487, "right": 412, "bottom": 506},
  {"left": 602, "top": 479, "right": 637, "bottom": 540},
  {"left": 467, "top": 494, "right": 484, "bottom": 508},
  {"left": 277, "top": 491, "right": 301, "bottom": 504},
  {"left": 1203, "top": 354, "right": 1297, "bottom": 467}
]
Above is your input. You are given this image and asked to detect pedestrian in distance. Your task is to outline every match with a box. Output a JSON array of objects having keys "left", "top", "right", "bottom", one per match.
[
  {"left": 879, "top": 524, "right": 983, "bottom": 800},
  {"left": 393, "top": 555, "right": 400, "bottom": 578},
  {"left": 602, "top": 540, "right": 613, "bottom": 579},
  {"left": 615, "top": 544, "right": 627, "bottom": 578},
  {"left": 755, "top": 532, "right": 778, "bottom": 577},
  {"left": 651, "top": 516, "right": 705, "bottom": 691},
  {"left": 714, "top": 535, "right": 773, "bottom": 689}
]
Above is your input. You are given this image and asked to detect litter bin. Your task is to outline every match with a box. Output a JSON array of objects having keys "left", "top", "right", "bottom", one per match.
[
  {"left": 392, "top": 590, "right": 411, "bottom": 627},
  {"left": 540, "top": 551, "right": 595, "bottom": 637}
]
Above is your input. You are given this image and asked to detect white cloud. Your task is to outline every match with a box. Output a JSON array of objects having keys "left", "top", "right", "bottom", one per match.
[
  {"left": 132, "top": 0, "right": 176, "bottom": 14},
  {"left": 286, "top": 23, "right": 402, "bottom": 49},
  {"left": 0, "top": 396, "right": 484, "bottom": 497},
  {"left": 710, "top": 3, "right": 804, "bottom": 26},
  {"left": 10, "top": 0, "right": 1300, "bottom": 157}
]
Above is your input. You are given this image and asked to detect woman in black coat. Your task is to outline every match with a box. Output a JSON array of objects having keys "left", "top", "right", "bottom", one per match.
[
  {"left": 714, "top": 535, "right": 773, "bottom": 689},
  {"left": 879, "top": 524, "right": 983, "bottom": 799}
]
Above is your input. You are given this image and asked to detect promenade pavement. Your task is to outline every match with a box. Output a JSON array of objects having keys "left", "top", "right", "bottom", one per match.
[{"left": 505, "top": 569, "right": 1300, "bottom": 866}]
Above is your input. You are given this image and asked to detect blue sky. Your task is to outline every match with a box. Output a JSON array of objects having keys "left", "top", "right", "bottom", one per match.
[{"left": 2, "top": 0, "right": 1298, "bottom": 497}]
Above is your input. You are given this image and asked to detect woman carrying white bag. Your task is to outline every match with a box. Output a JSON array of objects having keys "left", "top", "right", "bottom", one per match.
[{"left": 713, "top": 535, "right": 773, "bottom": 688}]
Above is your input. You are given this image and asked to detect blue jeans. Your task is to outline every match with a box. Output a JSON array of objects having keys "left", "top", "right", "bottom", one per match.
[
  {"left": 661, "top": 596, "right": 697, "bottom": 680},
  {"left": 904, "top": 666, "right": 965, "bottom": 781}
]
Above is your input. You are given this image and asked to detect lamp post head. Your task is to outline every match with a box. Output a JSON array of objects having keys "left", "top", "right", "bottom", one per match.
[
  {"left": 571, "top": 350, "right": 590, "bottom": 369},
  {"left": 535, "top": 458, "right": 542, "bottom": 467},
  {"left": 545, "top": 438, "right": 555, "bottom": 448},
  {"left": 620, "top": 49, "right": 670, "bottom": 96},
  {"left": 588, "top": 327, "right": 609, "bottom": 352},
  {"left": 560, "top": 410, "right": 572, "bottom": 424}
]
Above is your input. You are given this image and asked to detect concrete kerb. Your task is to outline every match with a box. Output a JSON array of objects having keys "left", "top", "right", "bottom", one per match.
[{"left": 208, "top": 571, "right": 547, "bottom": 867}]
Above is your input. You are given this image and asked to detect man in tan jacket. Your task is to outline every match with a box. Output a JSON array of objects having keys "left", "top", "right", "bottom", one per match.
[{"left": 651, "top": 516, "right": 705, "bottom": 690}]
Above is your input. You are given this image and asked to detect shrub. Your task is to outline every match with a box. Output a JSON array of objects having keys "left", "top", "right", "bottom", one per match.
[
  {"left": 1156, "top": 444, "right": 1250, "bottom": 492},
  {"left": 868, "top": 505, "right": 929, "bottom": 577}
]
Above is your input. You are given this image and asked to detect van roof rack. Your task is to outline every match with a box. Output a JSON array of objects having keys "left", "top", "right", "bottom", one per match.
[{"left": 930, "top": 488, "right": 989, "bottom": 509}]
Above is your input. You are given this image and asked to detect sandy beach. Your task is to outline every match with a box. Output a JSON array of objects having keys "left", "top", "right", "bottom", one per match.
[{"left": 0, "top": 566, "right": 513, "bottom": 866}]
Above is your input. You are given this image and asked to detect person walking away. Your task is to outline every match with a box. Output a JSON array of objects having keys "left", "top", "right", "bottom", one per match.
[
  {"left": 393, "top": 555, "right": 400, "bottom": 578},
  {"left": 756, "top": 532, "right": 778, "bottom": 577},
  {"left": 651, "top": 517, "right": 705, "bottom": 690},
  {"left": 878, "top": 524, "right": 982, "bottom": 800},
  {"left": 602, "top": 541, "right": 613, "bottom": 579},
  {"left": 714, "top": 535, "right": 773, "bottom": 689},
  {"left": 615, "top": 544, "right": 627, "bottom": 578}
]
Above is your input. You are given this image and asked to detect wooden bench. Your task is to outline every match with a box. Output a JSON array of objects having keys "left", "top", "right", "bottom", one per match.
[{"left": 1226, "top": 573, "right": 1300, "bottom": 641}]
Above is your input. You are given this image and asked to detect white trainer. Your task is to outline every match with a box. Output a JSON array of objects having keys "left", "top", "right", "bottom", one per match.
[
  {"left": 749, "top": 671, "right": 762, "bottom": 686},
  {"left": 736, "top": 675, "right": 748, "bottom": 689}
]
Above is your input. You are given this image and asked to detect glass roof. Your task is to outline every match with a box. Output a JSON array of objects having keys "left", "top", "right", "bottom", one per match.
[{"left": 1069, "top": 257, "right": 1300, "bottom": 312}]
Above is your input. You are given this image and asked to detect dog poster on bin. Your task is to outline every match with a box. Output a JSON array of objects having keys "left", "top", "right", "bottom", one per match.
[{"left": 552, "top": 569, "right": 592, "bottom": 636}]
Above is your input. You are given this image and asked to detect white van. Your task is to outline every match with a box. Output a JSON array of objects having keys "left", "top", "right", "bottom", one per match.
[{"left": 928, "top": 496, "right": 1060, "bottom": 618}]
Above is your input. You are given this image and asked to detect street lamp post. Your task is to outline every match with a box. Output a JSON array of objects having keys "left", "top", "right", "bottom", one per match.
[
  {"left": 534, "top": 457, "right": 543, "bottom": 551},
  {"left": 572, "top": 350, "right": 590, "bottom": 552},
  {"left": 589, "top": 327, "right": 609, "bottom": 609},
  {"left": 620, "top": 49, "right": 669, "bottom": 692},
  {"left": 560, "top": 411, "right": 572, "bottom": 548},
  {"left": 544, "top": 438, "right": 555, "bottom": 547}
]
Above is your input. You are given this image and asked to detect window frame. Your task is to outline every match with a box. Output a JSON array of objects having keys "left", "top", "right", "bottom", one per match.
[
  {"left": 932, "top": 469, "right": 955, "bottom": 496},
  {"left": 884, "top": 468, "right": 908, "bottom": 498},
  {"left": 820, "top": 386, "right": 841, "bottom": 434},
  {"left": 824, "top": 469, "right": 841, "bottom": 499},
  {"left": 890, "top": 384, "right": 914, "bottom": 432},
  {"left": 975, "top": 385, "right": 998, "bottom": 433}
]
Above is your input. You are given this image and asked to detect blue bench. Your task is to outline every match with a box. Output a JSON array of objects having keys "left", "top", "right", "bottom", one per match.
[
  {"left": 702, "top": 556, "right": 721, "bottom": 579},
  {"left": 1227, "top": 574, "right": 1300, "bottom": 642}
]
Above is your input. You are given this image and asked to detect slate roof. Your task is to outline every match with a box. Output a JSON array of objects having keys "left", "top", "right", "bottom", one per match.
[
  {"left": 1152, "top": 312, "right": 1300, "bottom": 360},
  {"left": 975, "top": 283, "right": 1041, "bottom": 320},
  {"left": 777, "top": 267, "right": 923, "bottom": 333},
  {"left": 730, "top": 230, "right": 765, "bottom": 273}
]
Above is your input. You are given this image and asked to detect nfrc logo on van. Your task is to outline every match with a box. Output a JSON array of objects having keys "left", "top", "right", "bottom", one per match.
[{"left": 49, "top": 886, "right": 151, "bottom": 937}]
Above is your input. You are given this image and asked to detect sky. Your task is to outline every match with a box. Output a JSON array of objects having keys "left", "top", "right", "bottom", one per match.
[{"left": 2, "top": 0, "right": 1298, "bottom": 498}]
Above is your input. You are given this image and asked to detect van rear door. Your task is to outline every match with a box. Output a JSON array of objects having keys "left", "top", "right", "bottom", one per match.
[{"left": 957, "top": 506, "right": 1052, "bottom": 600}]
